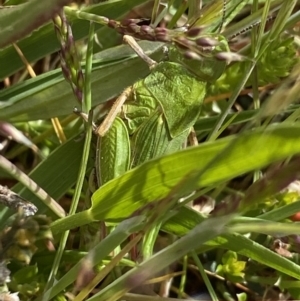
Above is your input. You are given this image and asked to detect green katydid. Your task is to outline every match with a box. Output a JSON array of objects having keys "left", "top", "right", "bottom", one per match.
[
  {"left": 82, "top": 0, "right": 248, "bottom": 185},
  {"left": 96, "top": 32, "right": 231, "bottom": 184}
]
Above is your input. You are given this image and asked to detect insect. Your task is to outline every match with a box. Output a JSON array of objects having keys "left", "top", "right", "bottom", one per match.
[
  {"left": 95, "top": 44, "right": 232, "bottom": 187},
  {"left": 75, "top": 0, "right": 246, "bottom": 185}
]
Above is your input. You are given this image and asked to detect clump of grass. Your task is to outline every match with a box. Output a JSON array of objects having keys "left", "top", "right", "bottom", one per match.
[{"left": 0, "top": 1, "right": 300, "bottom": 300}]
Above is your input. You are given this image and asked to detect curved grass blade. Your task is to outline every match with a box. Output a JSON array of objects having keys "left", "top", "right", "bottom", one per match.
[
  {"left": 90, "top": 124, "right": 300, "bottom": 221},
  {"left": 10, "top": 134, "right": 91, "bottom": 220},
  {"left": 0, "top": 155, "right": 64, "bottom": 218},
  {"left": 50, "top": 124, "right": 300, "bottom": 234},
  {"left": 163, "top": 207, "right": 300, "bottom": 282}
]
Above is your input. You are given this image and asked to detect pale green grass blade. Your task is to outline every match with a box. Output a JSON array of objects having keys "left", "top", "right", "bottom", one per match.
[
  {"left": 257, "top": 0, "right": 297, "bottom": 59},
  {"left": 189, "top": 0, "right": 248, "bottom": 33},
  {"left": 12, "top": 134, "right": 91, "bottom": 216},
  {"left": 50, "top": 124, "right": 300, "bottom": 233},
  {"left": 259, "top": 200, "right": 300, "bottom": 221},
  {"left": 230, "top": 220, "right": 300, "bottom": 236},
  {"left": 223, "top": 0, "right": 283, "bottom": 39},
  {"left": 0, "top": 155, "right": 65, "bottom": 218}
]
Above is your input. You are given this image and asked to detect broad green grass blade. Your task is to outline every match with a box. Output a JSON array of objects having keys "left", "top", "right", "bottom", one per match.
[
  {"left": 51, "top": 124, "right": 300, "bottom": 234},
  {"left": 0, "top": 0, "right": 71, "bottom": 49},
  {"left": 90, "top": 124, "right": 300, "bottom": 220},
  {"left": 0, "top": 42, "right": 164, "bottom": 122},
  {"left": 0, "top": 0, "right": 149, "bottom": 79}
]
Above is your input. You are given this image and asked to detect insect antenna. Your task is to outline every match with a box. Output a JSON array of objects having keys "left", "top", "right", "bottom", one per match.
[
  {"left": 229, "top": 14, "right": 276, "bottom": 39},
  {"left": 218, "top": 0, "right": 227, "bottom": 33}
]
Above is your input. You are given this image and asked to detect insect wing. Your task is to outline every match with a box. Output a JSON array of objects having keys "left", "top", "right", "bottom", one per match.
[
  {"left": 97, "top": 117, "right": 130, "bottom": 185},
  {"left": 144, "top": 62, "right": 206, "bottom": 138}
]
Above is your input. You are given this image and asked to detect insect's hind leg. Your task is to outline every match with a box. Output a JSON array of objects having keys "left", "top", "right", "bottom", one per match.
[
  {"left": 123, "top": 35, "right": 158, "bottom": 69},
  {"left": 96, "top": 35, "right": 157, "bottom": 137},
  {"left": 96, "top": 86, "right": 133, "bottom": 137},
  {"left": 188, "top": 127, "right": 198, "bottom": 146}
]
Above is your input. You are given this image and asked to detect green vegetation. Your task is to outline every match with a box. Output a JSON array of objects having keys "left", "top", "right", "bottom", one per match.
[{"left": 0, "top": 0, "right": 300, "bottom": 300}]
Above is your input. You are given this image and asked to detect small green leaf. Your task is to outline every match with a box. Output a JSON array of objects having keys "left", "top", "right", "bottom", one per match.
[{"left": 221, "top": 251, "right": 246, "bottom": 279}]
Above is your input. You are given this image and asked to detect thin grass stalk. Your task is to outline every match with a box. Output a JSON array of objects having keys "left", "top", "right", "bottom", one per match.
[{"left": 43, "top": 21, "right": 95, "bottom": 296}]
